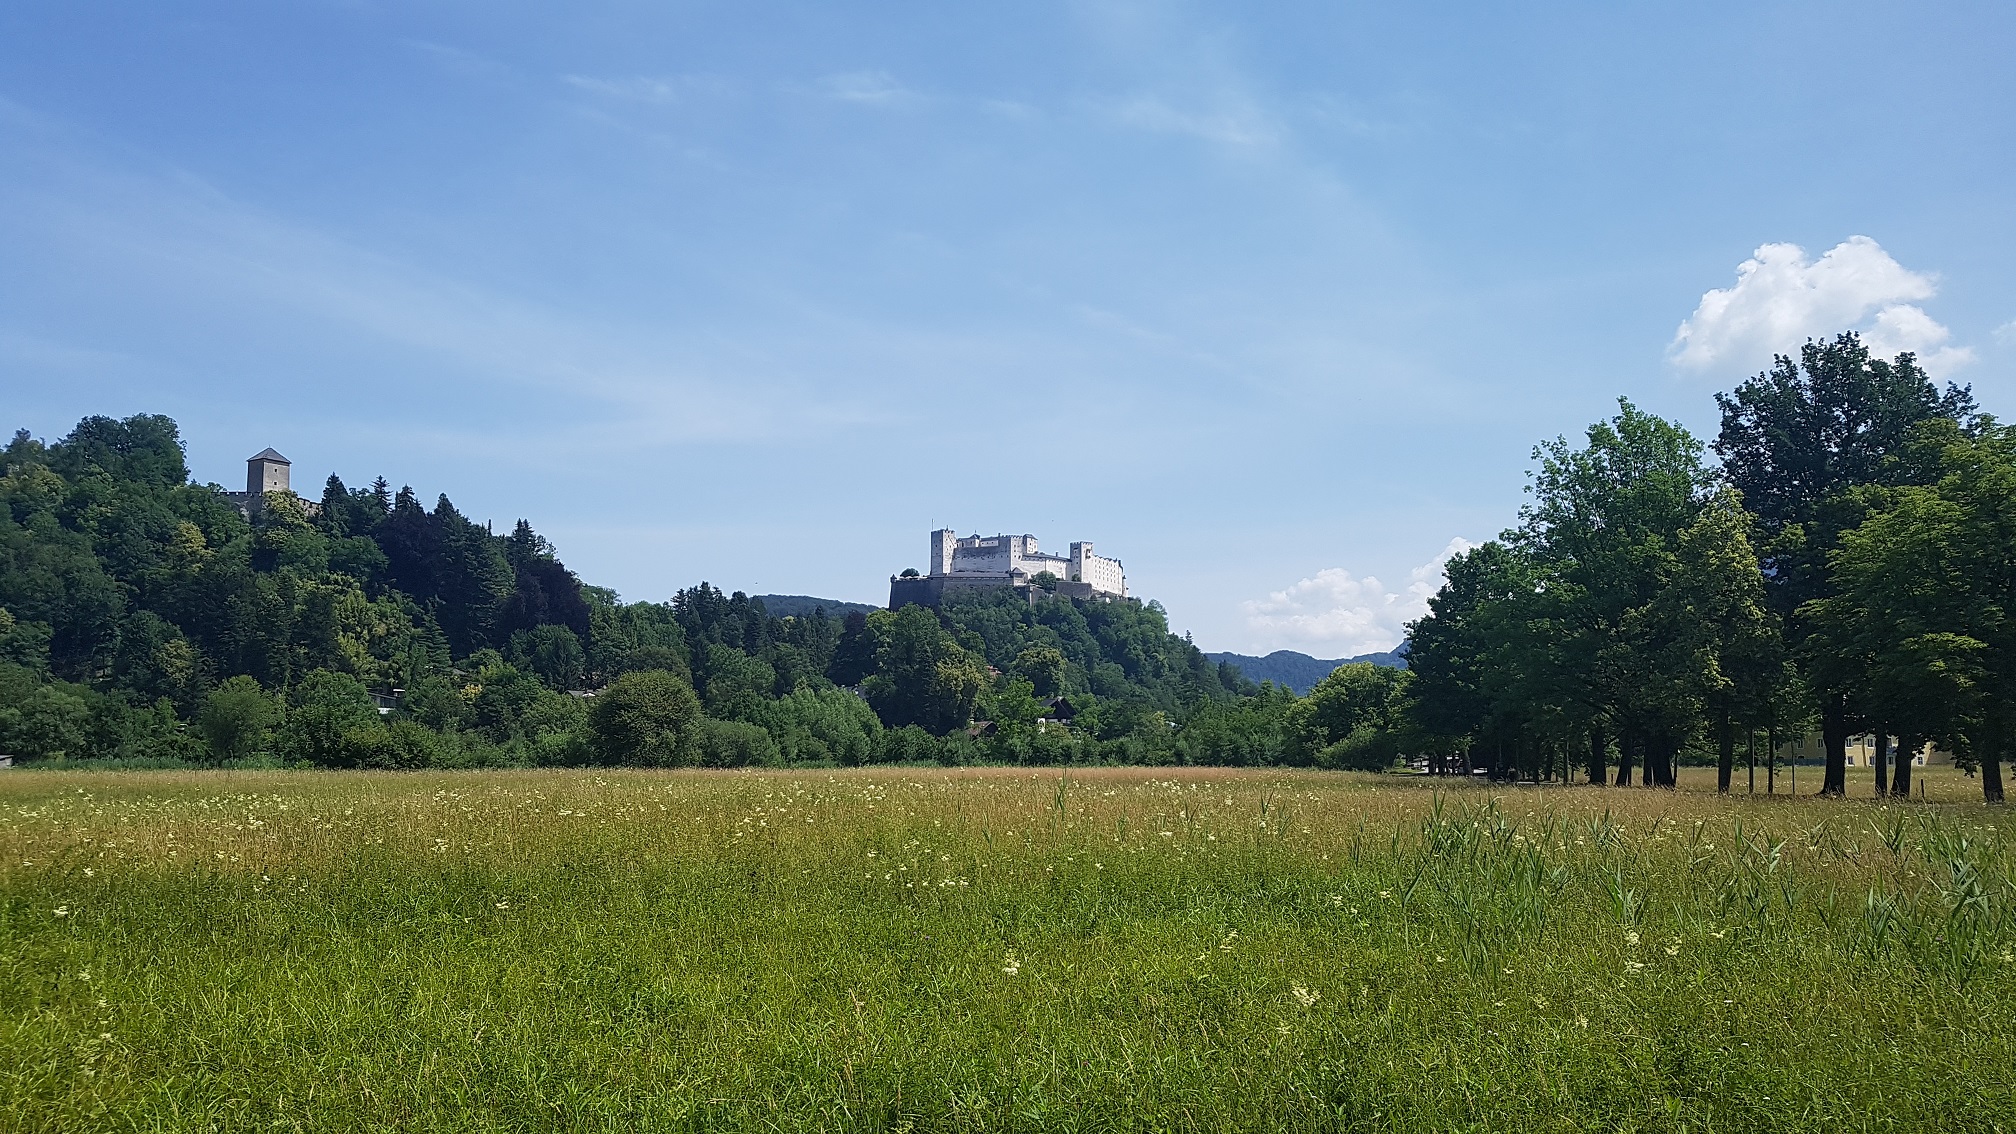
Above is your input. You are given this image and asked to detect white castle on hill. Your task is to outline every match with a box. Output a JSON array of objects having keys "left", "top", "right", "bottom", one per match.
[{"left": 888, "top": 529, "right": 1127, "bottom": 608}]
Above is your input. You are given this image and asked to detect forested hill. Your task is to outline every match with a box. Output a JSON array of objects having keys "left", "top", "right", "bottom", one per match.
[
  {"left": 749, "top": 595, "right": 880, "bottom": 619},
  {"left": 1207, "top": 649, "right": 1407, "bottom": 694},
  {"left": 0, "top": 414, "right": 1261, "bottom": 768}
]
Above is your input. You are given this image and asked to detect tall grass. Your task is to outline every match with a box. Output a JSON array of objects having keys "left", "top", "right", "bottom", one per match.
[{"left": 2, "top": 768, "right": 2011, "bottom": 1132}]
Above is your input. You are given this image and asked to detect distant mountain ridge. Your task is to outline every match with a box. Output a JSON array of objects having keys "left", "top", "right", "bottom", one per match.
[
  {"left": 1206, "top": 648, "right": 1408, "bottom": 695},
  {"left": 750, "top": 594, "right": 881, "bottom": 619}
]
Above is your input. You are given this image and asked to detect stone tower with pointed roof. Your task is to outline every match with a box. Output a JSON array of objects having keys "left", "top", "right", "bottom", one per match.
[
  {"left": 226, "top": 447, "right": 317, "bottom": 519},
  {"left": 247, "top": 448, "right": 291, "bottom": 496}
]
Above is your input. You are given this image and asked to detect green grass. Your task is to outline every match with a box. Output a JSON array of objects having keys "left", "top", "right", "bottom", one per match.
[{"left": 2, "top": 767, "right": 2012, "bottom": 1132}]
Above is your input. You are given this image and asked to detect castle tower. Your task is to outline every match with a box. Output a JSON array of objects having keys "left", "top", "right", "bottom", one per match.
[
  {"left": 246, "top": 448, "right": 291, "bottom": 496},
  {"left": 929, "top": 528, "right": 956, "bottom": 577}
]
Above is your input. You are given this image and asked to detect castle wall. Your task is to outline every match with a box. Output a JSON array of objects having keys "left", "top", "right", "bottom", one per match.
[
  {"left": 950, "top": 539, "right": 1013, "bottom": 574},
  {"left": 906, "top": 529, "right": 1126, "bottom": 605},
  {"left": 943, "top": 534, "right": 1074, "bottom": 579},
  {"left": 1069, "top": 541, "right": 1125, "bottom": 597},
  {"left": 891, "top": 574, "right": 1038, "bottom": 610}
]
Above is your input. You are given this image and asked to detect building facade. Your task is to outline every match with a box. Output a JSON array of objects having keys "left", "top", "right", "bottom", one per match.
[
  {"left": 891, "top": 529, "right": 1127, "bottom": 608},
  {"left": 1774, "top": 734, "right": 1950, "bottom": 768}
]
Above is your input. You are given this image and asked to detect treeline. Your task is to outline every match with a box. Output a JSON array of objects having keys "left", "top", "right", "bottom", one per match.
[
  {"left": 5, "top": 414, "right": 1364, "bottom": 769},
  {"left": 17, "top": 332, "right": 1999, "bottom": 794},
  {"left": 1401, "top": 333, "right": 2010, "bottom": 802}
]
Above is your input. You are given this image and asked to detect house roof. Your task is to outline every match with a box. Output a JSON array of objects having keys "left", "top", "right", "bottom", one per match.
[{"left": 248, "top": 448, "right": 290, "bottom": 464}]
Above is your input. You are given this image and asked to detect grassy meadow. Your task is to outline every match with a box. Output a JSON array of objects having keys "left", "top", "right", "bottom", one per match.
[{"left": 2, "top": 766, "right": 2012, "bottom": 1133}]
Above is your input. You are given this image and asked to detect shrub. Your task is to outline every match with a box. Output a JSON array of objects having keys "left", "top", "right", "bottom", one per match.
[
  {"left": 1316, "top": 726, "right": 1400, "bottom": 772},
  {"left": 697, "top": 718, "right": 779, "bottom": 767},
  {"left": 756, "top": 684, "right": 883, "bottom": 765},
  {"left": 878, "top": 724, "right": 940, "bottom": 763},
  {"left": 279, "top": 670, "right": 385, "bottom": 767},
  {"left": 198, "top": 676, "right": 280, "bottom": 763},
  {"left": 587, "top": 670, "right": 702, "bottom": 766}
]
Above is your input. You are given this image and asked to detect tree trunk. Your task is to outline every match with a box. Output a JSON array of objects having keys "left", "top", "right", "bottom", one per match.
[
  {"left": 1654, "top": 735, "right": 1678, "bottom": 788},
  {"left": 1985, "top": 747, "right": 2006, "bottom": 805},
  {"left": 1891, "top": 737, "right": 1914, "bottom": 798},
  {"left": 1820, "top": 702, "right": 1849, "bottom": 796},
  {"left": 1615, "top": 732, "right": 1635, "bottom": 787},
  {"left": 1587, "top": 724, "right": 1607, "bottom": 785},
  {"left": 1716, "top": 705, "right": 1734, "bottom": 793},
  {"left": 1747, "top": 729, "right": 1756, "bottom": 794},
  {"left": 1873, "top": 731, "right": 1889, "bottom": 797},
  {"left": 1767, "top": 728, "right": 1777, "bottom": 795}
]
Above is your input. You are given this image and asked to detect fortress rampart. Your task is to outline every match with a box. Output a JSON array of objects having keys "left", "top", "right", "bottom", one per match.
[{"left": 891, "top": 528, "right": 1127, "bottom": 609}]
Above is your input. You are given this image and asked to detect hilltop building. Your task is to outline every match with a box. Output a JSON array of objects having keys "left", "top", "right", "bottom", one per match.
[
  {"left": 889, "top": 529, "right": 1127, "bottom": 609},
  {"left": 224, "top": 448, "right": 320, "bottom": 519}
]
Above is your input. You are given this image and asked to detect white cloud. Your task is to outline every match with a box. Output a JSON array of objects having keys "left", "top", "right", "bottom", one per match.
[
  {"left": 981, "top": 98, "right": 1038, "bottom": 121},
  {"left": 1242, "top": 537, "right": 1475, "bottom": 656},
  {"left": 565, "top": 76, "right": 681, "bottom": 104},
  {"left": 820, "top": 70, "right": 916, "bottom": 105},
  {"left": 10, "top": 141, "right": 866, "bottom": 448},
  {"left": 1107, "top": 94, "right": 1278, "bottom": 146},
  {"left": 402, "top": 41, "right": 509, "bottom": 79},
  {"left": 1671, "top": 236, "right": 1973, "bottom": 375},
  {"left": 563, "top": 74, "right": 729, "bottom": 105},
  {"left": 1994, "top": 320, "right": 2016, "bottom": 346}
]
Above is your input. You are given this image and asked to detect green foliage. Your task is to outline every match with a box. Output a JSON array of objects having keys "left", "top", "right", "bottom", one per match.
[
  {"left": 860, "top": 606, "right": 986, "bottom": 733},
  {"left": 509, "top": 624, "right": 586, "bottom": 691},
  {"left": 1406, "top": 401, "right": 1784, "bottom": 784},
  {"left": 697, "top": 717, "right": 780, "bottom": 767},
  {"left": 197, "top": 676, "right": 279, "bottom": 762},
  {"left": 0, "top": 411, "right": 1292, "bottom": 771},
  {"left": 750, "top": 684, "right": 882, "bottom": 765},
  {"left": 1012, "top": 645, "right": 1067, "bottom": 697},
  {"left": 277, "top": 669, "right": 385, "bottom": 767},
  {"left": 1814, "top": 419, "right": 2016, "bottom": 800},
  {"left": 1399, "top": 334, "right": 2008, "bottom": 795},
  {"left": 1290, "top": 663, "right": 1410, "bottom": 769},
  {"left": 587, "top": 670, "right": 702, "bottom": 767},
  {"left": 1714, "top": 334, "right": 1977, "bottom": 793},
  {"left": 930, "top": 589, "right": 1235, "bottom": 710}
]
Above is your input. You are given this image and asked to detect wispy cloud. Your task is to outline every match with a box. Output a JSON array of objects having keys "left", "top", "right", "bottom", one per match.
[
  {"left": 1671, "top": 236, "right": 1974, "bottom": 375},
  {"left": 563, "top": 74, "right": 730, "bottom": 105},
  {"left": 1106, "top": 94, "right": 1279, "bottom": 146},
  {"left": 1241, "top": 538, "right": 1475, "bottom": 655},
  {"left": 402, "top": 40, "right": 510, "bottom": 79},
  {"left": 3, "top": 131, "right": 864, "bottom": 449},
  {"left": 820, "top": 70, "right": 917, "bottom": 105},
  {"left": 981, "top": 98, "right": 1038, "bottom": 121},
  {"left": 0, "top": 328, "right": 148, "bottom": 373}
]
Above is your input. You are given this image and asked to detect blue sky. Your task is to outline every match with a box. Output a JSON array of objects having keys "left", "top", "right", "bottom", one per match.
[{"left": 4, "top": 1, "right": 2013, "bottom": 655}]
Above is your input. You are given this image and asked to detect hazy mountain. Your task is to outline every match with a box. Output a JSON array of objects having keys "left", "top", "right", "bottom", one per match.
[
  {"left": 1206, "top": 647, "right": 1407, "bottom": 695},
  {"left": 749, "top": 594, "right": 881, "bottom": 619}
]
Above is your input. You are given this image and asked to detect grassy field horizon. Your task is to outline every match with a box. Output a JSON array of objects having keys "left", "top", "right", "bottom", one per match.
[{"left": 4, "top": 766, "right": 2011, "bottom": 1131}]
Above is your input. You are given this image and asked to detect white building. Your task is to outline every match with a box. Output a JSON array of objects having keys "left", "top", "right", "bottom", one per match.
[{"left": 889, "top": 529, "right": 1127, "bottom": 608}]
